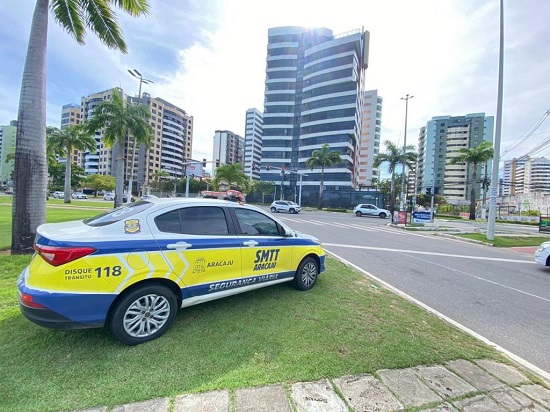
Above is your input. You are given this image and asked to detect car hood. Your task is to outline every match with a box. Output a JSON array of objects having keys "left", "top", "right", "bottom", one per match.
[{"left": 293, "top": 230, "right": 321, "bottom": 244}]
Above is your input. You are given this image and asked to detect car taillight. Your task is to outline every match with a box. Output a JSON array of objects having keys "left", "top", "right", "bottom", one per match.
[
  {"left": 34, "top": 244, "right": 96, "bottom": 266},
  {"left": 20, "top": 292, "right": 45, "bottom": 309}
]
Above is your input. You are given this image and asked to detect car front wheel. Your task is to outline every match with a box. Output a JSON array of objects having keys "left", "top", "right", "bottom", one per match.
[
  {"left": 355, "top": 211, "right": 362, "bottom": 217},
  {"left": 293, "top": 256, "right": 319, "bottom": 291},
  {"left": 270, "top": 207, "right": 277, "bottom": 212},
  {"left": 289, "top": 208, "right": 295, "bottom": 214},
  {"left": 379, "top": 212, "right": 387, "bottom": 218},
  {"left": 110, "top": 284, "right": 178, "bottom": 345}
]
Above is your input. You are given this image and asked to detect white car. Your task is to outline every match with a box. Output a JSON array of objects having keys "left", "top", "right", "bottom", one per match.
[
  {"left": 535, "top": 242, "right": 550, "bottom": 267},
  {"left": 270, "top": 200, "right": 301, "bottom": 214},
  {"left": 71, "top": 192, "right": 87, "bottom": 199},
  {"left": 353, "top": 204, "right": 390, "bottom": 219},
  {"left": 103, "top": 192, "right": 115, "bottom": 201},
  {"left": 140, "top": 195, "right": 158, "bottom": 200},
  {"left": 53, "top": 191, "right": 64, "bottom": 199}
]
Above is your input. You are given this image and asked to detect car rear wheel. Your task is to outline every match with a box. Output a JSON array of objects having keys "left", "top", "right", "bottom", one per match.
[
  {"left": 270, "top": 207, "right": 277, "bottom": 212},
  {"left": 289, "top": 208, "right": 295, "bottom": 214},
  {"left": 110, "top": 284, "right": 178, "bottom": 345},
  {"left": 355, "top": 211, "right": 362, "bottom": 217},
  {"left": 379, "top": 212, "right": 387, "bottom": 218},
  {"left": 293, "top": 256, "right": 319, "bottom": 291}
]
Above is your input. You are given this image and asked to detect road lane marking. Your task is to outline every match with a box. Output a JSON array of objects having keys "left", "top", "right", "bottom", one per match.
[
  {"left": 323, "top": 242, "right": 535, "bottom": 264},
  {"left": 325, "top": 249, "right": 550, "bottom": 382}
]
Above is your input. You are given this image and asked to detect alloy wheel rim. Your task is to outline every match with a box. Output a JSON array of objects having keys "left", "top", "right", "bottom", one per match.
[
  {"left": 123, "top": 294, "right": 171, "bottom": 338},
  {"left": 301, "top": 262, "right": 317, "bottom": 287}
]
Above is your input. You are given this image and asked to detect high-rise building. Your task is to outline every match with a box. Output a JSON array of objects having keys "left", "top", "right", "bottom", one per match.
[
  {"left": 0, "top": 121, "right": 17, "bottom": 184},
  {"left": 417, "top": 113, "right": 494, "bottom": 201},
  {"left": 504, "top": 157, "right": 550, "bottom": 195},
  {"left": 358, "top": 90, "right": 382, "bottom": 188},
  {"left": 244, "top": 108, "right": 263, "bottom": 180},
  {"left": 212, "top": 130, "right": 245, "bottom": 174},
  {"left": 78, "top": 88, "right": 194, "bottom": 193},
  {"left": 260, "top": 26, "right": 370, "bottom": 195},
  {"left": 59, "top": 103, "right": 83, "bottom": 166}
]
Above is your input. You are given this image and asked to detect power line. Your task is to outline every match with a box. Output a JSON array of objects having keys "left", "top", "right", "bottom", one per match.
[{"left": 501, "top": 109, "right": 550, "bottom": 160}]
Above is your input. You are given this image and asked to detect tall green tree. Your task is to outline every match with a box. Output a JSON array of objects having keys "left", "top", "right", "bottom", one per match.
[
  {"left": 305, "top": 143, "right": 342, "bottom": 209},
  {"left": 373, "top": 140, "right": 417, "bottom": 215},
  {"left": 150, "top": 169, "right": 170, "bottom": 191},
  {"left": 84, "top": 174, "right": 116, "bottom": 196},
  {"left": 48, "top": 125, "right": 96, "bottom": 203},
  {"left": 253, "top": 180, "right": 276, "bottom": 204},
  {"left": 449, "top": 141, "right": 494, "bottom": 220},
  {"left": 213, "top": 163, "right": 249, "bottom": 192},
  {"left": 86, "top": 89, "right": 152, "bottom": 208},
  {"left": 12, "top": 0, "right": 150, "bottom": 254}
]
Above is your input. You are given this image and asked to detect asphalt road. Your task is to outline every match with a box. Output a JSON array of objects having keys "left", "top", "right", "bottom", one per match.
[{"left": 268, "top": 209, "right": 550, "bottom": 377}]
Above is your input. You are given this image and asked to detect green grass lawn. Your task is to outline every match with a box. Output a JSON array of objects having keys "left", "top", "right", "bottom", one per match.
[
  {"left": 1, "top": 255, "right": 503, "bottom": 412},
  {"left": 455, "top": 233, "right": 549, "bottom": 247}
]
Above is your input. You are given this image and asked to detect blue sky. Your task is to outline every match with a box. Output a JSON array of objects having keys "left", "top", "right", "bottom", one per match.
[{"left": 1, "top": 0, "right": 549, "bottom": 171}]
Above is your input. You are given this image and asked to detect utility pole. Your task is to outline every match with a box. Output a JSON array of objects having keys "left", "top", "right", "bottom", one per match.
[
  {"left": 127, "top": 69, "right": 153, "bottom": 202},
  {"left": 399, "top": 94, "right": 414, "bottom": 211}
]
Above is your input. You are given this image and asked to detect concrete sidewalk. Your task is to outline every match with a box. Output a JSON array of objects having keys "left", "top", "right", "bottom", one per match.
[{"left": 71, "top": 359, "right": 550, "bottom": 412}]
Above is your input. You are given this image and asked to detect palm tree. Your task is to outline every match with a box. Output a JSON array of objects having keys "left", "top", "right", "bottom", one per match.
[
  {"left": 305, "top": 143, "right": 342, "bottom": 209},
  {"left": 48, "top": 125, "right": 96, "bottom": 203},
  {"left": 373, "top": 140, "right": 417, "bottom": 215},
  {"left": 449, "top": 141, "right": 494, "bottom": 220},
  {"left": 86, "top": 89, "right": 152, "bottom": 208},
  {"left": 151, "top": 169, "right": 170, "bottom": 191},
  {"left": 11, "top": 0, "right": 150, "bottom": 255},
  {"left": 213, "top": 163, "right": 249, "bottom": 192}
]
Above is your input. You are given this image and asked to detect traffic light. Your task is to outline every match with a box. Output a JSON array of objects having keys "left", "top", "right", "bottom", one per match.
[
  {"left": 266, "top": 164, "right": 270, "bottom": 170},
  {"left": 280, "top": 165, "right": 285, "bottom": 175},
  {"left": 202, "top": 158, "right": 207, "bottom": 167}
]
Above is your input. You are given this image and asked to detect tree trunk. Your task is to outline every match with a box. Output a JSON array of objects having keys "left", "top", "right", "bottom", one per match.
[
  {"left": 317, "top": 168, "right": 324, "bottom": 209},
  {"left": 11, "top": 0, "right": 49, "bottom": 255},
  {"left": 469, "top": 168, "right": 477, "bottom": 220},
  {"left": 114, "top": 140, "right": 125, "bottom": 208},
  {"left": 64, "top": 145, "right": 72, "bottom": 203}
]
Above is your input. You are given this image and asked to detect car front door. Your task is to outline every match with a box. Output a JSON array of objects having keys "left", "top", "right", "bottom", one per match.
[
  {"left": 149, "top": 205, "right": 243, "bottom": 301},
  {"left": 233, "top": 208, "right": 295, "bottom": 285}
]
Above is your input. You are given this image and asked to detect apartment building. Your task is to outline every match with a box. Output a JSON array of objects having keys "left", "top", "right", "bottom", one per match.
[
  {"left": 0, "top": 121, "right": 17, "bottom": 184},
  {"left": 505, "top": 157, "right": 550, "bottom": 195},
  {"left": 243, "top": 108, "right": 263, "bottom": 180},
  {"left": 212, "top": 130, "right": 245, "bottom": 174},
  {"left": 260, "top": 26, "right": 370, "bottom": 194},
  {"left": 358, "top": 90, "right": 382, "bottom": 188},
  {"left": 417, "top": 113, "right": 494, "bottom": 201}
]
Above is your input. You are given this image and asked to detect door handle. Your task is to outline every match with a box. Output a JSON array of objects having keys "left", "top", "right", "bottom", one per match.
[
  {"left": 243, "top": 240, "right": 258, "bottom": 247},
  {"left": 167, "top": 241, "right": 192, "bottom": 250}
]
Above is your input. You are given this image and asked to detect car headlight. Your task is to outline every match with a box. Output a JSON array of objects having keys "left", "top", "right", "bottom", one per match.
[{"left": 537, "top": 243, "right": 550, "bottom": 252}]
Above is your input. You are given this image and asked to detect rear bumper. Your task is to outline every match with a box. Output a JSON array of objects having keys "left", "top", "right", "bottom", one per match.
[{"left": 19, "top": 298, "right": 101, "bottom": 330}]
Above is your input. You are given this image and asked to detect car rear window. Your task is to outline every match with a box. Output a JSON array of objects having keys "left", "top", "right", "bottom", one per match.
[{"left": 84, "top": 201, "right": 154, "bottom": 227}]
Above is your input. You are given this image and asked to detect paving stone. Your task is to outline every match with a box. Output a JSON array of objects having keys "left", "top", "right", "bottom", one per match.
[
  {"left": 454, "top": 394, "right": 507, "bottom": 412},
  {"left": 378, "top": 368, "right": 442, "bottom": 408},
  {"left": 174, "top": 390, "right": 230, "bottom": 412},
  {"left": 447, "top": 359, "right": 505, "bottom": 391},
  {"left": 475, "top": 360, "right": 529, "bottom": 386},
  {"left": 517, "top": 384, "right": 550, "bottom": 409},
  {"left": 415, "top": 366, "right": 477, "bottom": 399},
  {"left": 291, "top": 379, "right": 348, "bottom": 412},
  {"left": 489, "top": 387, "right": 539, "bottom": 411},
  {"left": 111, "top": 397, "right": 170, "bottom": 412},
  {"left": 333, "top": 374, "right": 403, "bottom": 412},
  {"left": 235, "top": 384, "right": 291, "bottom": 412},
  {"left": 419, "top": 403, "right": 458, "bottom": 412}
]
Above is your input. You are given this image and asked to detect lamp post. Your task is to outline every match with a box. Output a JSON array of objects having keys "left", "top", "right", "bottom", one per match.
[
  {"left": 127, "top": 69, "right": 153, "bottom": 202},
  {"left": 399, "top": 94, "right": 414, "bottom": 211}
]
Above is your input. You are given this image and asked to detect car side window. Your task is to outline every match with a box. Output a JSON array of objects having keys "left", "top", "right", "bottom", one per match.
[
  {"left": 155, "top": 206, "right": 229, "bottom": 235},
  {"left": 234, "top": 209, "right": 281, "bottom": 236}
]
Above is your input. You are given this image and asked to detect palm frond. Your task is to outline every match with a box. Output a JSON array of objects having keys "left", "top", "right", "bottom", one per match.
[
  {"left": 108, "top": 0, "right": 150, "bottom": 16},
  {"left": 85, "top": 0, "right": 127, "bottom": 52},
  {"left": 50, "top": 0, "right": 86, "bottom": 44}
]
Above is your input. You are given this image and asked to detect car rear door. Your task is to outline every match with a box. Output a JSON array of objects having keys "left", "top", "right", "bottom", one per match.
[
  {"left": 148, "top": 205, "right": 243, "bottom": 301},
  {"left": 232, "top": 207, "right": 295, "bottom": 284}
]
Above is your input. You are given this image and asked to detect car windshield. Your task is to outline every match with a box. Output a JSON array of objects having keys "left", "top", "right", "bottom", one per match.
[{"left": 84, "top": 201, "right": 154, "bottom": 227}]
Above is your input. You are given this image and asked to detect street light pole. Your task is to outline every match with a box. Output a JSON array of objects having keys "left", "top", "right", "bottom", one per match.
[
  {"left": 127, "top": 69, "right": 153, "bottom": 202},
  {"left": 399, "top": 94, "right": 414, "bottom": 211}
]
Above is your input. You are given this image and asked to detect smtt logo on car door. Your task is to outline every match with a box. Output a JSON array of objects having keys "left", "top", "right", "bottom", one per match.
[{"left": 253, "top": 249, "right": 280, "bottom": 270}]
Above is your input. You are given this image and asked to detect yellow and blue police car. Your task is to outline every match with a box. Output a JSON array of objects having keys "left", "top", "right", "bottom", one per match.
[{"left": 18, "top": 198, "right": 326, "bottom": 345}]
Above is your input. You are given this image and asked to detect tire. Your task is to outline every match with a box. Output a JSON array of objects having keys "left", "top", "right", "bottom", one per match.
[
  {"left": 289, "top": 208, "right": 295, "bottom": 214},
  {"left": 293, "top": 256, "right": 319, "bottom": 291},
  {"left": 355, "top": 211, "right": 362, "bottom": 217},
  {"left": 379, "top": 212, "right": 387, "bottom": 218},
  {"left": 110, "top": 284, "right": 178, "bottom": 345},
  {"left": 270, "top": 207, "right": 277, "bottom": 213}
]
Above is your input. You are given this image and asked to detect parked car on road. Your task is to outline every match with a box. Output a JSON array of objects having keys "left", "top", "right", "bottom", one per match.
[
  {"left": 270, "top": 200, "right": 301, "bottom": 214},
  {"left": 53, "top": 191, "right": 64, "bottom": 199},
  {"left": 353, "top": 204, "right": 390, "bottom": 218},
  {"left": 5, "top": 187, "right": 13, "bottom": 195},
  {"left": 535, "top": 242, "right": 550, "bottom": 267},
  {"left": 18, "top": 198, "right": 326, "bottom": 345},
  {"left": 71, "top": 192, "right": 87, "bottom": 199},
  {"left": 140, "top": 195, "right": 158, "bottom": 200},
  {"left": 103, "top": 191, "right": 115, "bottom": 201}
]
